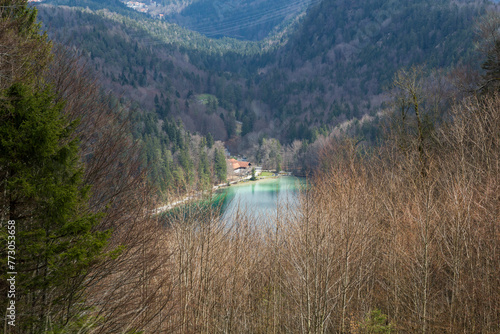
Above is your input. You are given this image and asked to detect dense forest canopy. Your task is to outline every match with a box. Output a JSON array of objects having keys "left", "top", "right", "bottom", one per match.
[
  {"left": 167, "top": 0, "right": 313, "bottom": 40},
  {"left": 36, "top": 0, "right": 490, "bottom": 145},
  {"left": 31, "top": 0, "right": 497, "bottom": 197},
  {"left": 43, "top": 0, "right": 313, "bottom": 41}
]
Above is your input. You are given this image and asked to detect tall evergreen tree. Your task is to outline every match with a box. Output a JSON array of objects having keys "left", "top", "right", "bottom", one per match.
[
  {"left": 214, "top": 148, "right": 227, "bottom": 183},
  {"left": 0, "top": 2, "right": 110, "bottom": 331},
  {"left": 0, "top": 83, "right": 110, "bottom": 332},
  {"left": 206, "top": 132, "right": 214, "bottom": 149},
  {"left": 198, "top": 149, "right": 211, "bottom": 190},
  {"left": 0, "top": 0, "right": 52, "bottom": 91}
]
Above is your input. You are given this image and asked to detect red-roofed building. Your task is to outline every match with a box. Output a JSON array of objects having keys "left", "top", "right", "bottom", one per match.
[{"left": 228, "top": 159, "right": 252, "bottom": 174}]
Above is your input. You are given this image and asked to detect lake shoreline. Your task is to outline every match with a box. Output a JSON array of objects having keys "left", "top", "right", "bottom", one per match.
[{"left": 153, "top": 172, "right": 295, "bottom": 214}]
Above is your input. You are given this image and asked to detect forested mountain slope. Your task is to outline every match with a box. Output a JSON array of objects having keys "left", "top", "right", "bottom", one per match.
[
  {"left": 167, "top": 0, "right": 313, "bottom": 40},
  {"left": 37, "top": 0, "right": 493, "bottom": 148},
  {"left": 37, "top": 5, "right": 237, "bottom": 196},
  {"left": 44, "top": 0, "right": 314, "bottom": 41},
  {"left": 257, "top": 0, "right": 489, "bottom": 140},
  {"left": 37, "top": 6, "right": 252, "bottom": 140}
]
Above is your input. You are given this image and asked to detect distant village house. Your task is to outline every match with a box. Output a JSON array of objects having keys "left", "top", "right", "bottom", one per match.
[
  {"left": 125, "top": 1, "right": 147, "bottom": 10},
  {"left": 228, "top": 158, "right": 251, "bottom": 174}
]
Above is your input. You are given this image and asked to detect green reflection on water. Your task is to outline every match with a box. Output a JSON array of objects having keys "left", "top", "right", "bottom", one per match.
[{"left": 217, "top": 177, "right": 304, "bottom": 221}]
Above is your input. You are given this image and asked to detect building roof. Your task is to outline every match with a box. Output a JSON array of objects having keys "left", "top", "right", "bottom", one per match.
[{"left": 228, "top": 158, "right": 251, "bottom": 170}]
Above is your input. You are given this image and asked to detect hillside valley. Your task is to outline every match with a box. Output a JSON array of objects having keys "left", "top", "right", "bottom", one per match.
[
  {"left": 33, "top": 0, "right": 496, "bottom": 192},
  {"left": 37, "top": 0, "right": 489, "bottom": 144}
]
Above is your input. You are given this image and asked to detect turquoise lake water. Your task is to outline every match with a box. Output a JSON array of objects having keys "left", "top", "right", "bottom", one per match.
[{"left": 217, "top": 177, "right": 304, "bottom": 223}]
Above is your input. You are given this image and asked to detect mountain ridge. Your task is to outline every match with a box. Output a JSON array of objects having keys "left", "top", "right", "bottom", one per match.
[{"left": 37, "top": 0, "right": 494, "bottom": 148}]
